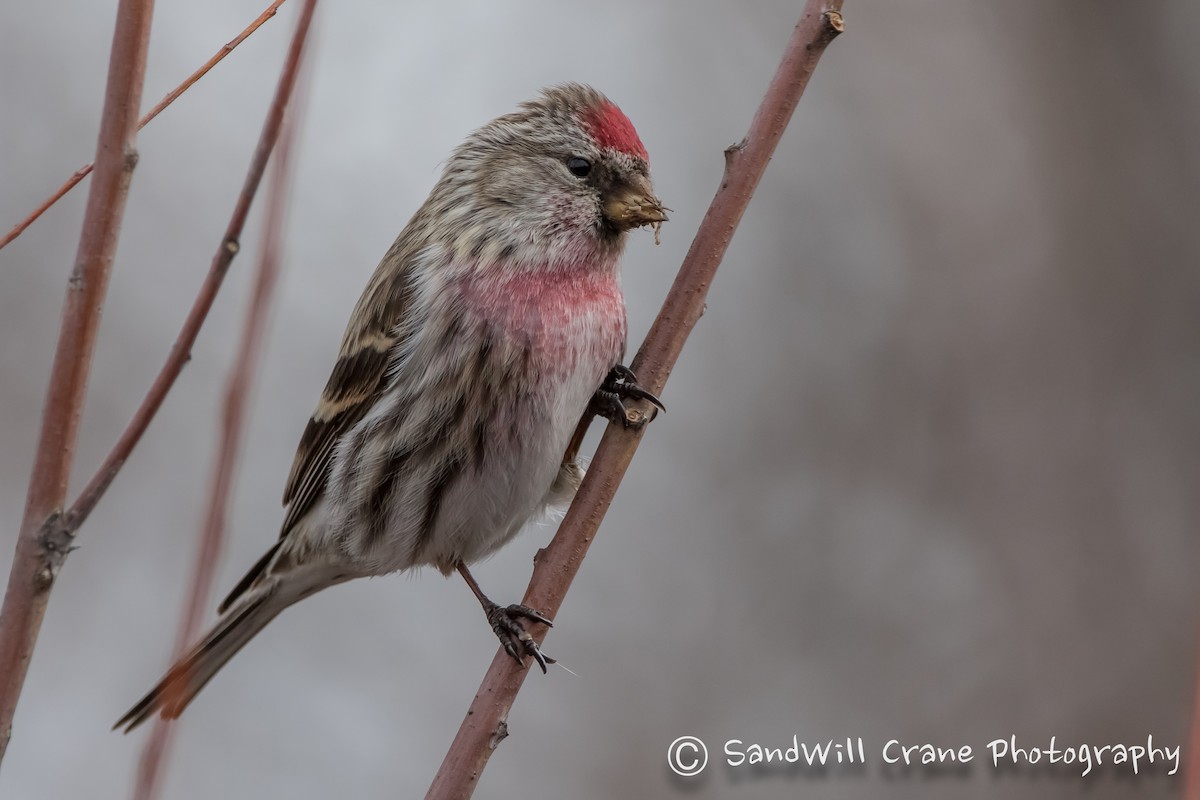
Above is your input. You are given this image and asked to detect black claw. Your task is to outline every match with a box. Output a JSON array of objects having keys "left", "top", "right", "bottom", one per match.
[
  {"left": 592, "top": 365, "right": 665, "bottom": 427},
  {"left": 607, "top": 365, "right": 664, "bottom": 409},
  {"left": 485, "top": 603, "right": 554, "bottom": 673},
  {"left": 620, "top": 384, "right": 666, "bottom": 411},
  {"left": 507, "top": 604, "right": 554, "bottom": 628},
  {"left": 528, "top": 642, "right": 550, "bottom": 673},
  {"left": 591, "top": 389, "right": 631, "bottom": 427}
]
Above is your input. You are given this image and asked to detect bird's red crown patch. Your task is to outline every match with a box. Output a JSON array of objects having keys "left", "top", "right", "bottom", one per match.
[{"left": 584, "top": 101, "right": 648, "bottom": 162}]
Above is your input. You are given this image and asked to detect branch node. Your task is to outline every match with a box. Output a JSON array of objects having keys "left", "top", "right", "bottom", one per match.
[
  {"left": 34, "top": 512, "right": 75, "bottom": 585},
  {"left": 724, "top": 138, "right": 748, "bottom": 169},
  {"left": 488, "top": 721, "right": 509, "bottom": 751},
  {"left": 123, "top": 146, "right": 140, "bottom": 172},
  {"left": 624, "top": 404, "right": 658, "bottom": 428},
  {"left": 823, "top": 10, "right": 845, "bottom": 38}
]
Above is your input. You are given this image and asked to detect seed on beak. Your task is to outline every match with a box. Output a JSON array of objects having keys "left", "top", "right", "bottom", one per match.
[{"left": 602, "top": 177, "right": 669, "bottom": 235}]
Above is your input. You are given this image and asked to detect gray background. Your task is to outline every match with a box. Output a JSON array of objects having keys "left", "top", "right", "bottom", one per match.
[{"left": 2, "top": 1, "right": 1197, "bottom": 798}]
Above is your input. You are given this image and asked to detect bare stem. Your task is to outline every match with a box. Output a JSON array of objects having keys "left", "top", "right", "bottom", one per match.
[
  {"left": 61, "top": 0, "right": 317, "bottom": 549},
  {"left": 425, "top": 3, "right": 845, "bottom": 798},
  {"left": 0, "top": 0, "right": 315, "bottom": 769},
  {"left": 0, "top": 0, "right": 157, "bottom": 764},
  {"left": 0, "top": 0, "right": 290, "bottom": 252},
  {"left": 131, "top": 38, "right": 306, "bottom": 800}
]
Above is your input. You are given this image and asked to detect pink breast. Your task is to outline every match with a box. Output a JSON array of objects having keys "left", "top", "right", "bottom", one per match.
[{"left": 463, "top": 266, "right": 626, "bottom": 361}]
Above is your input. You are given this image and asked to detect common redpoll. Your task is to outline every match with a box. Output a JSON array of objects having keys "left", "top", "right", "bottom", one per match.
[{"left": 116, "top": 83, "right": 665, "bottom": 731}]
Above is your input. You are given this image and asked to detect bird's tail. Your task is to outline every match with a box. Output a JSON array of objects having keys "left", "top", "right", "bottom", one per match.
[{"left": 114, "top": 562, "right": 340, "bottom": 733}]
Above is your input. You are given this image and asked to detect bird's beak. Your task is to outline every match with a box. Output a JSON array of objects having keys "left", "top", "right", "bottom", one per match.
[{"left": 603, "top": 173, "right": 668, "bottom": 233}]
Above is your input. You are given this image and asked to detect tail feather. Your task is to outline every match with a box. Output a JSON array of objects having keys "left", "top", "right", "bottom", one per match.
[
  {"left": 115, "top": 590, "right": 282, "bottom": 733},
  {"left": 218, "top": 540, "right": 282, "bottom": 614}
]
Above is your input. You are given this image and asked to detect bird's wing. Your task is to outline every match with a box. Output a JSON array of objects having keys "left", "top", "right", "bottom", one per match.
[{"left": 279, "top": 255, "right": 417, "bottom": 538}]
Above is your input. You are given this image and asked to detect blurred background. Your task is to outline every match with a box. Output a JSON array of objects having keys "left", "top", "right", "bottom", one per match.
[{"left": 2, "top": 1, "right": 1198, "bottom": 798}]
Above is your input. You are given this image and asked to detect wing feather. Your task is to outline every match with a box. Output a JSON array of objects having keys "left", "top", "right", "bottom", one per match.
[{"left": 279, "top": 248, "right": 419, "bottom": 539}]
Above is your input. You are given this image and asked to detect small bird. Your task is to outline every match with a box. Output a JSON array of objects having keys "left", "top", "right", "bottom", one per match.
[{"left": 116, "top": 83, "right": 666, "bottom": 731}]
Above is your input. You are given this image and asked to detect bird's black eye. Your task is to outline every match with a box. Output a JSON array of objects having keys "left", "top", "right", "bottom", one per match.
[{"left": 566, "top": 156, "right": 592, "bottom": 178}]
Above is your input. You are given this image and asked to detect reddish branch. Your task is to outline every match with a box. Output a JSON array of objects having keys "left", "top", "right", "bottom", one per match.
[
  {"left": 0, "top": 0, "right": 290, "bottom": 252},
  {"left": 0, "top": 0, "right": 315, "bottom": 768},
  {"left": 132, "top": 52, "right": 306, "bottom": 800},
  {"left": 425, "top": 3, "right": 845, "bottom": 798},
  {"left": 0, "top": 0, "right": 157, "bottom": 763},
  {"left": 61, "top": 0, "right": 317, "bottom": 548}
]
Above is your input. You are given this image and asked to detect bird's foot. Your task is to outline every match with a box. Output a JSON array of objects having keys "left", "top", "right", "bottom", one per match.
[
  {"left": 592, "top": 364, "right": 665, "bottom": 429},
  {"left": 485, "top": 602, "right": 556, "bottom": 673}
]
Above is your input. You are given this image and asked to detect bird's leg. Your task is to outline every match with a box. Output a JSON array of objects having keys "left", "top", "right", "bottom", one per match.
[
  {"left": 456, "top": 562, "right": 555, "bottom": 673},
  {"left": 591, "top": 364, "right": 665, "bottom": 429}
]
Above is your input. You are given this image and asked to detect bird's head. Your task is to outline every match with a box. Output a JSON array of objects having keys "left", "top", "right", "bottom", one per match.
[{"left": 432, "top": 84, "right": 666, "bottom": 268}]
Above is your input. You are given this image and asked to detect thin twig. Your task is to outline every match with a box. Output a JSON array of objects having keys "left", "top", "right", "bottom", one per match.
[
  {"left": 132, "top": 44, "right": 306, "bottom": 800},
  {"left": 425, "top": 4, "right": 845, "bottom": 797},
  {"left": 0, "top": 0, "right": 289, "bottom": 252},
  {"left": 0, "top": 0, "right": 157, "bottom": 764},
  {"left": 0, "top": 0, "right": 313, "bottom": 768},
  {"left": 60, "top": 0, "right": 317, "bottom": 549}
]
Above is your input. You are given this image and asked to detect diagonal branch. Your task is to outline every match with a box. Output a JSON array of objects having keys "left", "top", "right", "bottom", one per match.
[
  {"left": 131, "top": 39, "right": 308, "bottom": 800},
  {"left": 0, "top": 0, "right": 290, "bottom": 252},
  {"left": 0, "top": 0, "right": 316, "bottom": 768},
  {"left": 61, "top": 0, "right": 318, "bottom": 546},
  {"left": 425, "top": 3, "right": 845, "bottom": 798},
  {"left": 0, "top": 0, "right": 157, "bottom": 764}
]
